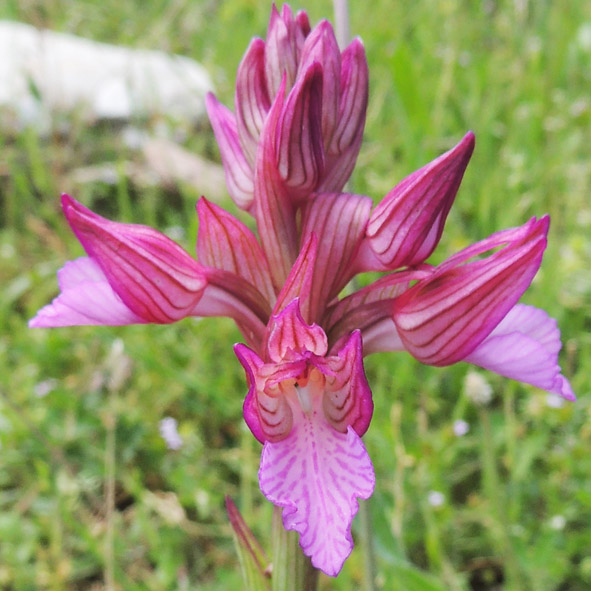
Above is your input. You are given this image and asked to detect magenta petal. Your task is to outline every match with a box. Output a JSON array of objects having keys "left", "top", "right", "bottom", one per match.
[
  {"left": 259, "top": 417, "right": 374, "bottom": 577},
  {"left": 319, "top": 38, "right": 368, "bottom": 193},
  {"left": 298, "top": 20, "right": 341, "bottom": 140},
  {"left": 254, "top": 76, "right": 299, "bottom": 289},
  {"left": 300, "top": 192, "right": 372, "bottom": 322},
  {"left": 29, "top": 257, "right": 144, "bottom": 327},
  {"left": 316, "top": 331, "right": 374, "bottom": 437},
  {"left": 272, "top": 234, "right": 318, "bottom": 323},
  {"left": 464, "top": 304, "right": 575, "bottom": 400},
  {"left": 196, "top": 197, "right": 275, "bottom": 306},
  {"left": 267, "top": 299, "right": 328, "bottom": 363},
  {"left": 235, "top": 343, "right": 298, "bottom": 444},
  {"left": 360, "top": 132, "right": 475, "bottom": 271},
  {"left": 235, "top": 38, "right": 271, "bottom": 165},
  {"left": 393, "top": 217, "right": 548, "bottom": 365},
  {"left": 276, "top": 63, "right": 325, "bottom": 200},
  {"left": 62, "top": 195, "right": 207, "bottom": 324},
  {"left": 205, "top": 93, "right": 255, "bottom": 211},
  {"left": 264, "top": 4, "right": 309, "bottom": 97}
]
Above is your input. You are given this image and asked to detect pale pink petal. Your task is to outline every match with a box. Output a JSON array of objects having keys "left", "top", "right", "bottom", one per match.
[
  {"left": 235, "top": 38, "right": 271, "bottom": 165},
  {"left": 196, "top": 198, "right": 275, "bottom": 306},
  {"left": 62, "top": 195, "right": 207, "bottom": 324},
  {"left": 29, "top": 258, "right": 144, "bottom": 327},
  {"left": 260, "top": 419, "right": 374, "bottom": 577},
  {"left": 205, "top": 93, "right": 255, "bottom": 211},
  {"left": 267, "top": 299, "right": 328, "bottom": 363},
  {"left": 300, "top": 192, "right": 372, "bottom": 323},
  {"left": 464, "top": 304, "right": 575, "bottom": 400}
]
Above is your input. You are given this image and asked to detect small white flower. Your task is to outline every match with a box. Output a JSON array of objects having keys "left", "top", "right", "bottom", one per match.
[
  {"left": 159, "top": 417, "right": 183, "bottom": 450},
  {"left": 427, "top": 490, "right": 445, "bottom": 508},
  {"left": 464, "top": 371, "right": 493, "bottom": 406},
  {"left": 546, "top": 393, "right": 565, "bottom": 409},
  {"left": 453, "top": 419, "right": 470, "bottom": 437},
  {"left": 549, "top": 514, "right": 566, "bottom": 530}
]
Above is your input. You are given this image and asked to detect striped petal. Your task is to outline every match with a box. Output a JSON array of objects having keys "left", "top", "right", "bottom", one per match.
[
  {"left": 254, "top": 76, "right": 299, "bottom": 289},
  {"left": 267, "top": 299, "right": 328, "bottom": 363},
  {"left": 358, "top": 132, "right": 475, "bottom": 271},
  {"left": 264, "top": 4, "right": 309, "bottom": 97},
  {"left": 206, "top": 93, "right": 255, "bottom": 210},
  {"left": 235, "top": 38, "right": 270, "bottom": 165},
  {"left": 196, "top": 197, "right": 275, "bottom": 306},
  {"left": 60, "top": 194, "right": 207, "bottom": 324},
  {"left": 393, "top": 217, "right": 548, "bottom": 365},
  {"left": 259, "top": 417, "right": 374, "bottom": 577},
  {"left": 276, "top": 63, "right": 325, "bottom": 201},
  {"left": 300, "top": 192, "right": 372, "bottom": 323}
]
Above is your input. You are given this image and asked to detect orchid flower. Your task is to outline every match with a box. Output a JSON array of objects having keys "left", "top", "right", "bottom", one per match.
[{"left": 30, "top": 4, "right": 574, "bottom": 578}]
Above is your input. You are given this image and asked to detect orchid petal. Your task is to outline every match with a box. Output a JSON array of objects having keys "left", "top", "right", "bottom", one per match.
[
  {"left": 276, "top": 63, "right": 325, "bottom": 201},
  {"left": 359, "top": 132, "right": 475, "bottom": 271},
  {"left": 298, "top": 20, "right": 341, "bottom": 141},
  {"left": 464, "top": 304, "right": 575, "bottom": 400},
  {"left": 61, "top": 194, "right": 207, "bottom": 324},
  {"left": 29, "top": 257, "right": 143, "bottom": 327},
  {"left": 205, "top": 93, "right": 254, "bottom": 211},
  {"left": 196, "top": 197, "right": 275, "bottom": 306},
  {"left": 272, "top": 234, "right": 317, "bottom": 323},
  {"left": 316, "top": 331, "right": 373, "bottom": 436},
  {"left": 393, "top": 217, "right": 548, "bottom": 365},
  {"left": 235, "top": 38, "right": 271, "bottom": 165},
  {"left": 265, "top": 4, "right": 309, "bottom": 97},
  {"left": 235, "top": 343, "right": 298, "bottom": 444},
  {"left": 300, "top": 192, "right": 372, "bottom": 322},
  {"left": 319, "top": 38, "right": 368, "bottom": 192},
  {"left": 324, "top": 268, "right": 428, "bottom": 350},
  {"left": 260, "top": 418, "right": 374, "bottom": 577},
  {"left": 267, "top": 299, "right": 328, "bottom": 363},
  {"left": 254, "top": 76, "right": 299, "bottom": 289}
]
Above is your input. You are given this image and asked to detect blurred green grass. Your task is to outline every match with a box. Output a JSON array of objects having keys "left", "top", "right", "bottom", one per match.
[{"left": 1, "top": 0, "right": 590, "bottom": 589}]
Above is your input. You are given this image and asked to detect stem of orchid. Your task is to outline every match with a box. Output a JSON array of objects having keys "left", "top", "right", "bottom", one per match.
[
  {"left": 359, "top": 499, "right": 377, "bottom": 591},
  {"left": 271, "top": 506, "right": 319, "bottom": 591},
  {"left": 332, "top": 0, "right": 350, "bottom": 49}
]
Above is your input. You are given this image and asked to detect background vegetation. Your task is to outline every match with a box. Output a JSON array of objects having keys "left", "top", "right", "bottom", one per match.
[{"left": 0, "top": 0, "right": 589, "bottom": 589}]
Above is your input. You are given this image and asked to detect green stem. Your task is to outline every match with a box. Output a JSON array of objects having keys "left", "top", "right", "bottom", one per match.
[
  {"left": 359, "top": 499, "right": 377, "bottom": 591},
  {"left": 271, "top": 507, "right": 319, "bottom": 591}
]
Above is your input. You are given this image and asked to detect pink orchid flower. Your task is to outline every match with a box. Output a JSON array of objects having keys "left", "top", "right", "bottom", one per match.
[{"left": 30, "top": 4, "right": 574, "bottom": 577}]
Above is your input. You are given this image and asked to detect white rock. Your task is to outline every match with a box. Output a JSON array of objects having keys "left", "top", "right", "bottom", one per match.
[{"left": 0, "top": 21, "right": 214, "bottom": 130}]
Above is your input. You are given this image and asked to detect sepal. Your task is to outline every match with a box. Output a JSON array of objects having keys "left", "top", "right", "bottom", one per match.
[
  {"left": 60, "top": 194, "right": 207, "bottom": 324},
  {"left": 206, "top": 93, "right": 255, "bottom": 210},
  {"left": 360, "top": 132, "right": 475, "bottom": 271},
  {"left": 393, "top": 217, "right": 548, "bottom": 365}
]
